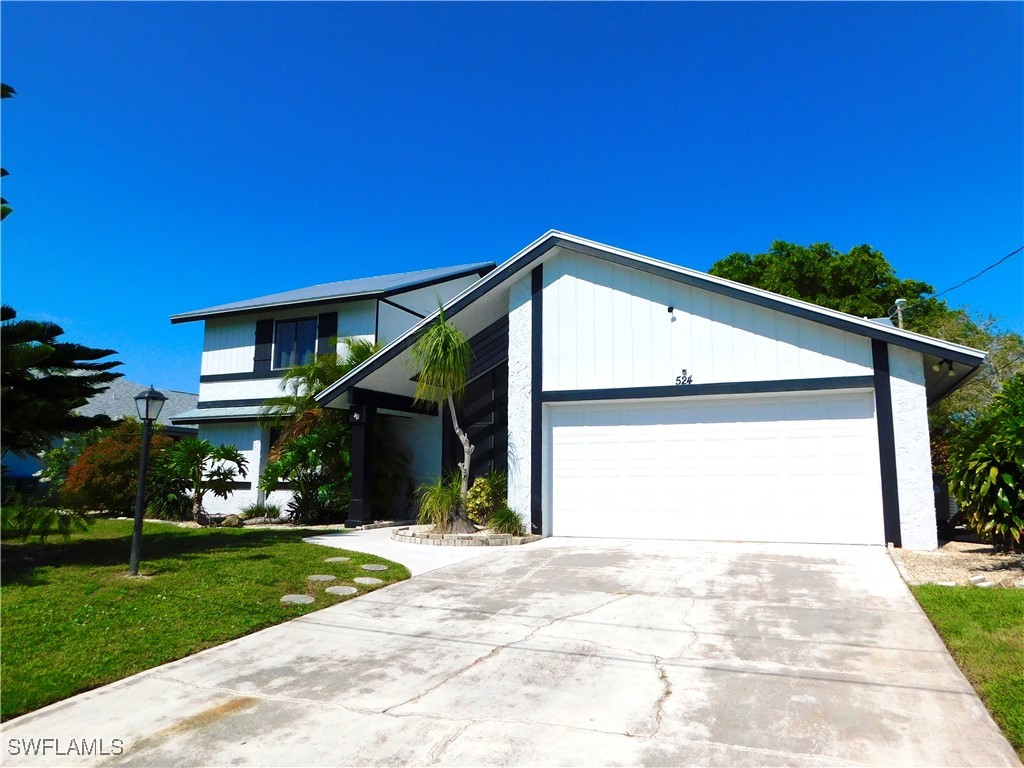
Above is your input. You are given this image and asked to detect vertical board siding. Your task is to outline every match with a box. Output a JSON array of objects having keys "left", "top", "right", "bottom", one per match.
[{"left": 542, "top": 251, "right": 873, "bottom": 391}]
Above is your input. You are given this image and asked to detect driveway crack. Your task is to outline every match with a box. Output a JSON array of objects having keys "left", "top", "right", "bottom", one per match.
[{"left": 649, "top": 656, "right": 673, "bottom": 738}]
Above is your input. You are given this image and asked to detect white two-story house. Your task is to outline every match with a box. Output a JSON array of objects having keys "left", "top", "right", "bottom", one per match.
[{"left": 169, "top": 262, "right": 494, "bottom": 516}]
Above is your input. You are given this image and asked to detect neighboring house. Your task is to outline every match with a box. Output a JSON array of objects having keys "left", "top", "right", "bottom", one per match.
[
  {"left": 315, "top": 231, "right": 987, "bottom": 550},
  {"left": 168, "top": 262, "right": 495, "bottom": 515},
  {"left": 2, "top": 378, "right": 198, "bottom": 484}
]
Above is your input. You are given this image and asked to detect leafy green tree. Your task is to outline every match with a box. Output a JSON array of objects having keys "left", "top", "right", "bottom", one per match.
[
  {"left": 158, "top": 438, "right": 248, "bottom": 525},
  {"left": 38, "top": 427, "right": 106, "bottom": 494},
  {"left": 947, "top": 375, "right": 1024, "bottom": 552},
  {"left": 1, "top": 305, "right": 122, "bottom": 460},
  {"left": 409, "top": 305, "right": 475, "bottom": 533},
  {"left": 709, "top": 241, "right": 938, "bottom": 321}
]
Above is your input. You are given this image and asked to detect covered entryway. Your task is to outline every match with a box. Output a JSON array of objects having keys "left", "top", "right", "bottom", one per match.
[{"left": 547, "top": 389, "right": 884, "bottom": 544}]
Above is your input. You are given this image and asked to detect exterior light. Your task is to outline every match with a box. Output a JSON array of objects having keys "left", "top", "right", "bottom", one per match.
[
  {"left": 932, "top": 362, "right": 942, "bottom": 373},
  {"left": 947, "top": 362, "right": 957, "bottom": 377},
  {"left": 134, "top": 386, "right": 167, "bottom": 422},
  {"left": 129, "top": 386, "right": 166, "bottom": 576}
]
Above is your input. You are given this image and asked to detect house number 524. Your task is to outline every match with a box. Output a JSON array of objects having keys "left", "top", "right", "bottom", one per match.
[{"left": 675, "top": 369, "right": 693, "bottom": 385}]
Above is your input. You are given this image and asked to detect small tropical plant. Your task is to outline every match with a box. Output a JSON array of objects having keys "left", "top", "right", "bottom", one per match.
[
  {"left": 948, "top": 374, "right": 1024, "bottom": 553},
  {"left": 465, "top": 470, "right": 508, "bottom": 526},
  {"left": 239, "top": 500, "right": 282, "bottom": 521},
  {"left": 158, "top": 438, "right": 248, "bottom": 526},
  {"left": 488, "top": 504, "right": 525, "bottom": 536},
  {"left": 409, "top": 305, "right": 475, "bottom": 533},
  {"left": 416, "top": 475, "right": 464, "bottom": 530}
]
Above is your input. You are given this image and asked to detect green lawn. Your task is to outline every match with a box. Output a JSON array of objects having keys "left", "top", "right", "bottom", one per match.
[
  {"left": 913, "top": 584, "right": 1024, "bottom": 759},
  {"left": 0, "top": 519, "right": 409, "bottom": 721}
]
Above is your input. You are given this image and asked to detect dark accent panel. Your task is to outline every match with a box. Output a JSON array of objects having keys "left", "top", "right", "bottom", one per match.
[
  {"left": 170, "top": 416, "right": 257, "bottom": 424},
  {"left": 351, "top": 387, "right": 437, "bottom": 415},
  {"left": 468, "top": 316, "right": 510, "bottom": 381},
  {"left": 197, "top": 398, "right": 267, "bottom": 409},
  {"left": 346, "top": 405, "right": 376, "bottom": 527},
  {"left": 872, "top": 340, "right": 902, "bottom": 547},
  {"left": 540, "top": 376, "right": 875, "bottom": 403},
  {"left": 317, "top": 312, "right": 338, "bottom": 356},
  {"left": 530, "top": 266, "right": 543, "bottom": 535},
  {"left": 561, "top": 240, "right": 983, "bottom": 367},
  {"left": 200, "top": 370, "right": 286, "bottom": 383},
  {"left": 253, "top": 319, "right": 274, "bottom": 372},
  {"left": 228, "top": 481, "right": 252, "bottom": 490},
  {"left": 380, "top": 296, "right": 427, "bottom": 319},
  {"left": 441, "top": 363, "right": 509, "bottom": 482}
]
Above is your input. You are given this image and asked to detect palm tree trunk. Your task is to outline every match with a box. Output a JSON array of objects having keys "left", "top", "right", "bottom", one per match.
[{"left": 447, "top": 394, "right": 476, "bottom": 534}]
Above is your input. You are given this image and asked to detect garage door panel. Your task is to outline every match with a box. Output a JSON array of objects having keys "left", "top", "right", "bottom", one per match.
[{"left": 548, "top": 391, "right": 883, "bottom": 544}]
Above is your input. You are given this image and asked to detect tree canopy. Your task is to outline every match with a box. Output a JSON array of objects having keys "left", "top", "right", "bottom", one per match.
[
  {"left": 1, "top": 305, "right": 122, "bottom": 458},
  {"left": 708, "top": 241, "right": 941, "bottom": 324}
]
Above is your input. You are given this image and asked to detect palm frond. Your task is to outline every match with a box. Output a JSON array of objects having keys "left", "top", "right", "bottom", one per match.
[{"left": 409, "top": 305, "right": 472, "bottom": 408}]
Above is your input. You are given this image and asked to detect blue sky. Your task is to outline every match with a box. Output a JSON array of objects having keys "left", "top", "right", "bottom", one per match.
[{"left": 2, "top": 2, "right": 1021, "bottom": 394}]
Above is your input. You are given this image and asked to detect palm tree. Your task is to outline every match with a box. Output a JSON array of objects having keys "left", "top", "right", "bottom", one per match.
[
  {"left": 260, "top": 336, "right": 381, "bottom": 449},
  {"left": 409, "top": 305, "right": 476, "bottom": 534},
  {"left": 160, "top": 438, "right": 248, "bottom": 525}
]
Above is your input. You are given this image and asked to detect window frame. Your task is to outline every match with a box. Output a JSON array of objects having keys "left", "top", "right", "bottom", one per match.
[{"left": 272, "top": 316, "right": 318, "bottom": 370}]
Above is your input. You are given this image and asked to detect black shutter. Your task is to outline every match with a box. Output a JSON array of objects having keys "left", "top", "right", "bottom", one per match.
[
  {"left": 254, "top": 319, "right": 274, "bottom": 371},
  {"left": 317, "top": 312, "right": 338, "bottom": 356}
]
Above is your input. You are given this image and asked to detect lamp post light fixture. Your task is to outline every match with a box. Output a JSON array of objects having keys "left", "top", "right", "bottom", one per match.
[{"left": 129, "top": 386, "right": 167, "bottom": 577}]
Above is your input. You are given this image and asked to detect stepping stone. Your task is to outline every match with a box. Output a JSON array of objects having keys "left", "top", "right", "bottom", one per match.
[
  {"left": 361, "top": 564, "right": 388, "bottom": 572},
  {"left": 308, "top": 574, "right": 336, "bottom": 582},
  {"left": 325, "top": 586, "right": 358, "bottom": 596},
  {"left": 324, "top": 557, "right": 350, "bottom": 563},
  {"left": 354, "top": 577, "right": 383, "bottom": 585},
  {"left": 977, "top": 581, "right": 996, "bottom": 589},
  {"left": 281, "top": 594, "right": 314, "bottom": 605}
]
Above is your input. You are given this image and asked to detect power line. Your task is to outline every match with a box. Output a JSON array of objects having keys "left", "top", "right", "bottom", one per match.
[{"left": 933, "top": 245, "right": 1024, "bottom": 298}]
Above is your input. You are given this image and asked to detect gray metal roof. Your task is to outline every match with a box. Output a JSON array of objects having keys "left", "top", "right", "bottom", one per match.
[
  {"left": 171, "top": 262, "right": 495, "bottom": 324},
  {"left": 169, "top": 405, "right": 266, "bottom": 424},
  {"left": 79, "top": 378, "right": 199, "bottom": 432}
]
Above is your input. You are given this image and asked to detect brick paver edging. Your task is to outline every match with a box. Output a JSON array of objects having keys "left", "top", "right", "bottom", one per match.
[{"left": 392, "top": 526, "right": 543, "bottom": 547}]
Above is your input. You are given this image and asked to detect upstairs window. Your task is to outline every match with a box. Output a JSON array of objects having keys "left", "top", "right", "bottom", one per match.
[{"left": 273, "top": 317, "right": 317, "bottom": 369}]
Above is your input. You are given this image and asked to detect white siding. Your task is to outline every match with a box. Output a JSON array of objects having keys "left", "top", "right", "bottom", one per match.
[
  {"left": 377, "top": 301, "right": 421, "bottom": 347},
  {"left": 506, "top": 275, "right": 533, "bottom": 530},
  {"left": 197, "top": 422, "right": 263, "bottom": 515},
  {"left": 542, "top": 251, "right": 873, "bottom": 391},
  {"left": 198, "top": 378, "right": 291, "bottom": 403},
  {"left": 889, "top": 346, "right": 937, "bottom": 550},
  {"left": 199, "top": 301, "right": 377, "bottom": 377},
  {"left": 389, "top": 275, "right": 480, "bottom": 316}
]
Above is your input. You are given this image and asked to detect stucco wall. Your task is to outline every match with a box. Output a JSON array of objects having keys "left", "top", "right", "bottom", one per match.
[
  {"left": 506, "top": 275, "right": 532, "bottom": 529},
  {"left": 889, "top": 345, "right": 937, "bottom": 550}
]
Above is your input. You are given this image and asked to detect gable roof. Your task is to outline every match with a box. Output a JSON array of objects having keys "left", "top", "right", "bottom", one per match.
[
  {"left": 315, "top": 231, "right": 988, "bottom": 408},
  {"left": 170, "top": 262, "right": 495, "bottom": 324},
  {"left": 80, "top": 377, "right": 199, "bottom": 432}
]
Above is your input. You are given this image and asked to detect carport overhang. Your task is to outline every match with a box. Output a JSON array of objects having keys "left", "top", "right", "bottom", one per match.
[{"left": 315, "top": 231, "right": 988, "bottom": 412}]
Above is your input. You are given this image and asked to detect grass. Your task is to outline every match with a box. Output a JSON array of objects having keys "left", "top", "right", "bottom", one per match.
[
  {"left": 0, "top": 519, "right": 410, "bottom": 721},
  {"left": 913, "top": 584, "right": 1024, "bottom": 759}
]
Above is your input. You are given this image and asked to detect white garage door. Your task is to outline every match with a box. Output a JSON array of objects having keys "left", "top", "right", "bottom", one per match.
[{"left": 547, "top": 390, "right": 884, "bottom": 544}]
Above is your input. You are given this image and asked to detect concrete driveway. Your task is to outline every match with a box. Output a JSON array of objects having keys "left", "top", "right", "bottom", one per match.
[{"left": 3, "top": 538, "right": 1018, "bottom": 767}]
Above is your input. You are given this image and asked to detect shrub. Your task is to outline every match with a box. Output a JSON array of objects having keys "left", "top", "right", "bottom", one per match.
[
  {"left": 62, "top": 421, "right": 173, "bottom": 514},
  {"left": 488, "top": 504, "right": 525, "bottom": 536},
  {"left": 1, "top": 500, "right": 88, "bottom": 542},
  {"left": 465, "top": 471, "right": 508, "bottom": 526},
  {"left": 949, "top": 374, "right": 1024, "bottom": 553},
  {"left": 417, "top": 474, "right": 464, "bottom": 531},
  {"left": 239, "top": 501, "right": 281, "bottom": 521}
]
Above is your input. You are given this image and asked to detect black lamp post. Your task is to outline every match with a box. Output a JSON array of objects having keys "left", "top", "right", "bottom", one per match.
[{"left": 129, "top": 386, "right": 167, "bottom": 576}]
